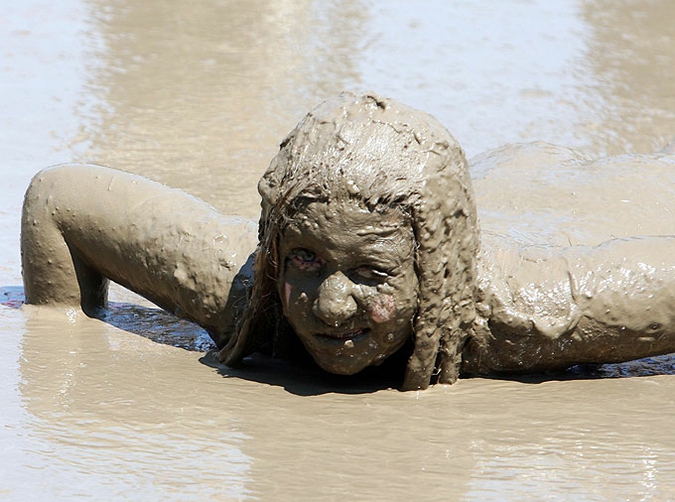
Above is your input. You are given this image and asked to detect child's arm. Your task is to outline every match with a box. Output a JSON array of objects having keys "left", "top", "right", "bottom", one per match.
[
  {"left": 565, "top": 236, "right": 675, "bottom": 358},
  {"left": 21, "top": 164, "right": 258, "bottom": 345},
  {"left": 473, "top": 236, "right": 675, "bottom": 373}
]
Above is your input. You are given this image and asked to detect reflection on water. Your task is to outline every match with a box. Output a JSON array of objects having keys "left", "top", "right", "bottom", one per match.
[
  {"left": 17, "top": 308, "right": 253, "bottom": 500},
  {"left": 15, "top": 309, "right": 675, "bottom": 500},
  {"left": 76, "top": 0, "right": 369, "bottom": 218},
  {"left": 3, "top": 0, "right": 675, "bottom": 499},
  {"left": 582, "top": 0, "right": 675, "bottom": 154}
]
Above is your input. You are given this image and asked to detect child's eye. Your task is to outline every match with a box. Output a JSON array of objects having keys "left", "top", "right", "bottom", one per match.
[
  {"left": 288, "top": 249, "right": 323, "bottom": 272},
  {"left": 353, "top": 266, "right": 389, "bottom": 282}
]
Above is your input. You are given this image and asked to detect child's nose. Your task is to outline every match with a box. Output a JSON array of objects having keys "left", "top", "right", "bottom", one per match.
[{"left": 312, "top": 271, "right": 358, "bottom": 326}]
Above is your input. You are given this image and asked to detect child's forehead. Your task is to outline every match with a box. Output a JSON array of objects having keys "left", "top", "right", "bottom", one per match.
[
  {"left": 280, "top": 198, "right": 414, "bottom": 249},
  {"left": 288, "top": 198, "right": 408, "bottom": 230}
]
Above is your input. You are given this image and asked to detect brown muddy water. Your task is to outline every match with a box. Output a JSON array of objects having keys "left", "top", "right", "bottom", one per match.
[{"left": 2, "top": 1, "right": 675, "bottom": 500}]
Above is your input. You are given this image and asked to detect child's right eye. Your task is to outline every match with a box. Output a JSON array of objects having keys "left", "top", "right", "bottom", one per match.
[{"left": 288, "top": 249, "right": 323, "bottom": 272}]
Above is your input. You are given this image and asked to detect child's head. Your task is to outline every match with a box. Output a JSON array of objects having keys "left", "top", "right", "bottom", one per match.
[{"left": 220, "top": 92, "right": 479, "bottom": 388}]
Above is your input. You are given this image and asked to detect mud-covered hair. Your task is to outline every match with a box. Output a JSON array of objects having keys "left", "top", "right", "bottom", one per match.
[{"left": 218, "top": 92, "right": 479, "bottom": 389}]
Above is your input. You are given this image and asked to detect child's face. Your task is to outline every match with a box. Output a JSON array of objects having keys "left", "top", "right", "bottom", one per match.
[{"left": 278, "top": 199, "right": 418, "bottom": 375}]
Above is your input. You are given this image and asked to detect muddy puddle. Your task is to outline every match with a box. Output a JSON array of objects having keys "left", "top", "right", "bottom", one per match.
[{"left": 2, "top": 1, "right": 675, "bottom": 499}]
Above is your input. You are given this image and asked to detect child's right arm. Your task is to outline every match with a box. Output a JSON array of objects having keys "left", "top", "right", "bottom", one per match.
[{"left": 21, "top": 164, "right": 258, "bottom": 346}]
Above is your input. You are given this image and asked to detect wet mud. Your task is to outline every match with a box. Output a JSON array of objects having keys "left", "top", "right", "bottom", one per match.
[{"left": 3, "top": 0, "right": 675, "bottom": 500}]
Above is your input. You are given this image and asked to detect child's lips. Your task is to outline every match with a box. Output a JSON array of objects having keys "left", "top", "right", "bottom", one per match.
[{"left": 315, "top": 328, "right": 368, "bottom": 341}]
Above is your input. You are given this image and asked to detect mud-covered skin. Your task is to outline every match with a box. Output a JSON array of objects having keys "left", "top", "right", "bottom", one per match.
[
  {"left": 248, "top": 92, "right": 479, "bottom": 390},
  {"left": 20, "top": 93, "right": 675, "bottom": 390},
  {"left": 464, "top": 236, "right": 675, "bottom": 375},
  {"left": 21, "top": 164, "right": 257, "bottom": 347},
  {"left": 277, "top": 199, "right": 418, "bottom": 375}
]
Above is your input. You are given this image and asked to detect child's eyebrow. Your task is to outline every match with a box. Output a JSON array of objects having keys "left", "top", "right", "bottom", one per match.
[{"left": 354, "top": 225, "right": 403, "bottom": 237}]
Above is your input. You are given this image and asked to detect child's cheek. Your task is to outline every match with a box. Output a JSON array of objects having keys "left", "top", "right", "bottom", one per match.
[
  {"left": 284, "top": 281, "right": 292, "bottom": 306},
  {"left": 370, "top": 294, "right": 396, "bottom": 323}
]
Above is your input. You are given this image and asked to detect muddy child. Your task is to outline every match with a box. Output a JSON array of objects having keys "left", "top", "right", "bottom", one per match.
[{"left": 21, "top": 92, "right": 675, "bottom": 390}]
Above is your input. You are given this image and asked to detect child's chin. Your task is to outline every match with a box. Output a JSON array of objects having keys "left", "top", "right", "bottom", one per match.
[{"left": 313, "top": 354, "right": 373, "bottom": 376}]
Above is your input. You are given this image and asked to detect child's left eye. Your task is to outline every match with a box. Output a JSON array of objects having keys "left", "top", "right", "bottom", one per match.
[{"left": 353, "top": 267, "right": 389, "bottom": 282}]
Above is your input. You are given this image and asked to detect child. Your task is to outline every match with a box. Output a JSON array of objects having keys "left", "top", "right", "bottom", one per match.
[{"left": 21, "top": 92, "right": 675, "bottom": 390}]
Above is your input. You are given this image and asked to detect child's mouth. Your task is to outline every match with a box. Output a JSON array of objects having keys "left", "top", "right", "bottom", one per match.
[{"left": 315, "top": 328, "right": 368, "bottom": 342}]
